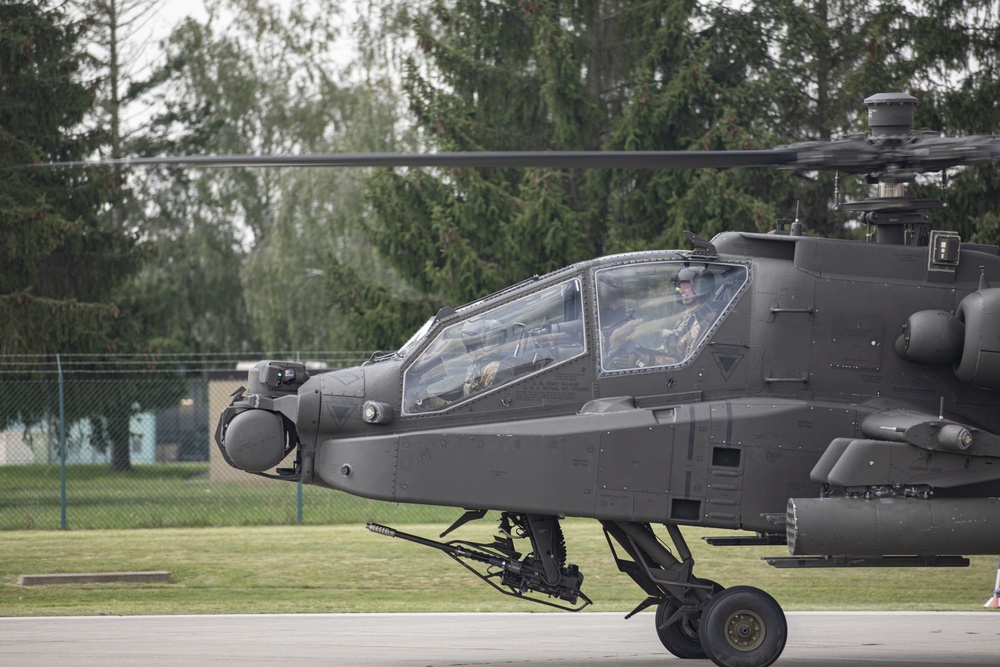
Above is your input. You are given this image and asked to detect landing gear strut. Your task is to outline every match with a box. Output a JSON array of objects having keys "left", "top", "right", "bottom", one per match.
[
  {"left": 602, "top": 521, "right": 786, "bottom": 667},
  {"left": 653, "top": 576, "right": 723, "bottom": 659}
]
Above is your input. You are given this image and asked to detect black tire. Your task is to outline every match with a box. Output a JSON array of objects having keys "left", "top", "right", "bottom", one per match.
[
  {"left": 653, "top": 579, "right": 724, "bottom": 660},
  {"left": 699, "top": 586, "right": 787, "bottom": 667}
]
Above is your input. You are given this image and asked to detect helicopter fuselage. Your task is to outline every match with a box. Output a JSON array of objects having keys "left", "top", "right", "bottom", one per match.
[{"left": 221, "top": 229, "right": 1000, "bottom": 539}]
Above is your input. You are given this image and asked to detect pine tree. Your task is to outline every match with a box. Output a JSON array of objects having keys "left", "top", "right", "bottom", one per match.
[
  {"left": 652, "top": 0, "right": 1000, "bottom": 243},
  {"left": 363, "top": 0, "right": 1000, "bottom": 327},
  {"left": 0, "top": 0, "right": 157, "bottom": 471},
  {"left": 905, "top": 0, "right": 1000, "bottom": 245},
  {"left": 359, "top": 0, "right": 789, "bottom": 344},
  {"left": 365, "top": 0, "right": 661, "bottom": 313},
  {"left": 0, "top": 1, "right": 144, "bottom": 356}
]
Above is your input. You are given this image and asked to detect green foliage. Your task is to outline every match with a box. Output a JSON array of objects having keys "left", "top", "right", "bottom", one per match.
[
  {"left": 0, "top": 296, "right": 121, "bottom": 359},
  {"left": 125, "top": 4, "right": 295, "bottom": 353},
  {"left": 130, "top": 0, "right": 420, "bottom": 352},
  {"left": 366, "top": 0, "right": 624, "bottom": 312},
  {"left": 363, "top": 0, "right": 812, "bottom": 318},
  {"left": 0, "top": 1, "right": 185, "bottom": 471},
  {"left": 357, "top": 0, "right": 1000, "bottom": 335},
  {"left": 33, "top": 0, "right": 994, "bottom": 358},
  {"left": 906, "top": 0, "right": 1000, "bottom": 244},
  {"left": 322, "top": 260, "right": 440, "bottom": 350},
  {"left": 732, "top": 0, "right": 1000, "bottom": 240},
  {"left": 0, "top": 2, "right": 145, "bottom": 355}
]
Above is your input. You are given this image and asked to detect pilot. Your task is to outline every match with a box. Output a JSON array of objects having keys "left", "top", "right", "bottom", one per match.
[
  {"left": 461, "top": 317, "right": 505, "bottom": 396},
  {"left": 659, "top": 267, "right": 717, "bottom": 362}
]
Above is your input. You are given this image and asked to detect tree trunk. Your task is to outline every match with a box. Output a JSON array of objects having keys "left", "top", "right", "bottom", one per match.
[{"left": 108, "top": 409, "right": 133, "bottom": 472}]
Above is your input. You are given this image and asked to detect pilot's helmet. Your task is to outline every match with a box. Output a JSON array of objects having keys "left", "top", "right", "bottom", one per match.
[
  {"left": 461, "top": 317, "right": 504, "bottom": 352},
  {"left": 674, "top": 266, "right": 715, "bottom": 301}
]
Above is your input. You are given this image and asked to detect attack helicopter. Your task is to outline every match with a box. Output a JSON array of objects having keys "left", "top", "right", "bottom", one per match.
[{"left": 42, "top": 93, "right": 1000, "bottom": 667}]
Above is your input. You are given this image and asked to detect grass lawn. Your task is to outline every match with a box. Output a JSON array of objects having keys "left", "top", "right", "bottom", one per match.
[
  {"left": 1, "top": 521, "right": 997, "bottom": 616},
  {"left": 0, "top": 463, "right": 455, "bottom": 530}
]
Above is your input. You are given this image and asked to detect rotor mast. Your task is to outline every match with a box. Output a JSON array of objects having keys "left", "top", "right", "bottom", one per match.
[
  {"left": 839, "top": 92, "right": 941, "bottom": 245},
  {"left": 869, "top": 92, "right": 917, "bottom": 204}
]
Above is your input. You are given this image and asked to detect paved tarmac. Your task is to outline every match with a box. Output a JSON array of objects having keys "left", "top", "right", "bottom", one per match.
[{"left": 1, "top": 611, "right": 998, "bottom": 667}]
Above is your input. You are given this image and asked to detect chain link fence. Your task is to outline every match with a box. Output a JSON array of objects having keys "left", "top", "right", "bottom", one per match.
[{"left": 0, "top": 353, "right": 455, "bottom": 530}]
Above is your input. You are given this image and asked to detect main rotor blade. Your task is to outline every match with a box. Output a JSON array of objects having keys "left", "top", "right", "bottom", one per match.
[
  {"left": 28, "top": 149, "right": 801, "bottom": 171},
  {"left": 22, "top": 135, "right": 1000, "bottom": 173}
]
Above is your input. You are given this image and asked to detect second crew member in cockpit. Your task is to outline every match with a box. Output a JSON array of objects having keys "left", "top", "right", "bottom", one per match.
[
  {"left": 461, "top": 317, "right": 505, "bottom": 396},
  {"left": 659, "top": 267, "right": 718, "bottom": 362}
]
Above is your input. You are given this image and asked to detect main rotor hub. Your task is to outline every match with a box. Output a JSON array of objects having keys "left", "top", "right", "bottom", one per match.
[
  {"left": 850, "top": 92, "right": 939, "bottom": 245},
  {"left": 865, "top": 93, "right": 917, "bottom": 137}
]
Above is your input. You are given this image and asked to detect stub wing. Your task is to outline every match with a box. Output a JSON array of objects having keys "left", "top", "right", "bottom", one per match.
[
  {"left": 785, "top": 402, "right": 1000, "bottom": 559},
  {"left": 810, "top": 404, "right": 1000, "bottom": 490}
]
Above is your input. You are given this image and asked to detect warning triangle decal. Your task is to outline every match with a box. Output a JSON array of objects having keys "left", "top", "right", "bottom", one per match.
[
  {"left": 712, "top": 353, "right": 744, "bottom": 382},
  {"left": 327, "top": 402, "right": 357, "bottom": 429}
]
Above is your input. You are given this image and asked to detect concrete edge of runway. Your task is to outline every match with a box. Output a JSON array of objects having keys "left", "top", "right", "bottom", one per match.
[
  {"left": 2, "top": 610, "right": 999, "bottom": 667},
  {"left": 3, "top": 609, "right": 996, "bottom": 619}
]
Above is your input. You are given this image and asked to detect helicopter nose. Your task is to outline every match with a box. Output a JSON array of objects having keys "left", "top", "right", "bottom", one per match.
[{"left": 222, "top": 409, "right": 289, "bottom": 472}]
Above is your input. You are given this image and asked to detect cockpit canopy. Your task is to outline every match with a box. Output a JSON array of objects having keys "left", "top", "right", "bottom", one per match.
[
  {"left": 401, "top": 260, "right": 749, "bottom": 414},
  {"left": 403, "top": 279, "right": 585, "bottom": 413},
  {"left": 595, "top": 261, "right": 749, "bottom": 372}
]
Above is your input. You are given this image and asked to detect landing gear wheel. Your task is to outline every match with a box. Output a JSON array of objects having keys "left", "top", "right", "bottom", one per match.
[
  {"left": 699, "top": 586, "right": 787, "bottom": 667},
  {"left": 654, "top": 579, "right": 724, "bottom": 660}
]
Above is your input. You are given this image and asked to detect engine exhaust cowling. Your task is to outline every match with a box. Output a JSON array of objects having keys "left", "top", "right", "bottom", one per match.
[
  {"left": 954, "top": 288, "right": 1000, "bottom": 390},
  {"left": 894, "top": 309, "right": 964, "bottom": 365},
  {"left": 895, "top": 289, "right": 1000, "bottom": 391}
]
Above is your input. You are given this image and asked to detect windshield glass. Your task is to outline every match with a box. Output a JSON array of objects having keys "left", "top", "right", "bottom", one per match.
[
  {"left": 397, "top": 316, "right": 436, "bottom": 358},
  {"left": 595, "top": 261, "right": 749, "bottom": 372},
  {"left": 402, "top": 279, "right": 585, "bottom": 413}
]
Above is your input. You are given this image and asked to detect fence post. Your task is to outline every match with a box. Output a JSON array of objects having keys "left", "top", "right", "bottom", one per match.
[
  {"left": 297, "top": 480, "right": 304, "bottom": 525},
  {"left": 57, "top": 354, "right": 67, "bottom": 530},
  {"left": 296, "top": 351, "right": 304, "bottom": 525}
]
